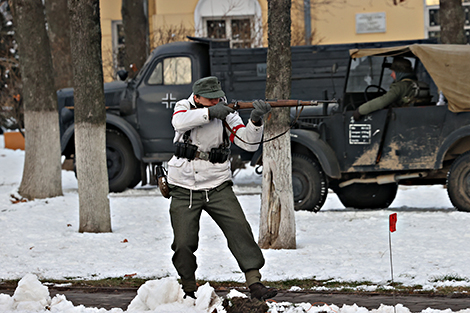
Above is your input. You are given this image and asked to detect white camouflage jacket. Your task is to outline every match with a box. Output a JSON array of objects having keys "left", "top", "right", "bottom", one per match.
[{"left": 167, "top": 94, "right": 263, "bottom": 190}]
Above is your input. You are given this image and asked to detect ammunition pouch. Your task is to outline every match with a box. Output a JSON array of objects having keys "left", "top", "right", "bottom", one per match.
[
  {"left": 174, "top": 142, "right": 198, "bottom": 160},
  {"left": 209, "top": 147, "right": 231, "bottom": 163},
  {"left": 174, "top": 127, "right": 231, "bottom": 164},
  {"left": 174, "top": 142, "right": 230, "bottom": 163}
]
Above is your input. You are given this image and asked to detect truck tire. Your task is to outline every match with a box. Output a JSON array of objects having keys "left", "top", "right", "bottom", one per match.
[
  {"left": 335, "top": 183, "right": 397, "bottom": 209},
  {"left": 292, "top": 154, "right": 328, "bottom": 212},
  {"left": 447, "top": 151, "right": 470, "bottom": 212},
  {"left": 106, "top": 130, "right": 140, "bottom": 192},
  {"left": 127, "top": 166, "right": 142, "bottom": 189}
]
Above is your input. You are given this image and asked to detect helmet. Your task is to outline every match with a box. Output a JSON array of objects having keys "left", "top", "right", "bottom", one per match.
[{"left": 391, "top": 57, "right": 413, "bottom": 73}]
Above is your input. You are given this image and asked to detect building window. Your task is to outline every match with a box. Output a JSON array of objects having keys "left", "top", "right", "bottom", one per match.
[
  {"left": 205, "top": 17, "right": 252, "bottom": 48},
  {"left": 425, "top": 3, "right": 470, "bottom": 43},
  {"left": 147, "top": 57, "right": 192, "bottom": 85},
  {"left": 429, "top": 8, "right": 439, "bottom": 26},
  {"left": 465, "top": 5, "right": 470, "bottom": 26},
  {"left": 231, "top": 18, "right": 252, "bottom": 48},
  {"left": 195, "top": 0, "right": 262, "bottom": 48},
  {"left": 207, "top": 20, "right": 227, "bottom": 39},
  {"left": 111, "top": 21, "right": 126, "bottom": 71}
]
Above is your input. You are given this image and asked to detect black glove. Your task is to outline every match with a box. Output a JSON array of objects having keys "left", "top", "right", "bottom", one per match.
[
  {"left": 250, "top": 100, "right": 271, "bottom": 123},
  {"left": 353, "top": 109, "right": 362, "bottom": 121},
  {"left": 208, "top": 101, "right": 234, "bottom": 120}
]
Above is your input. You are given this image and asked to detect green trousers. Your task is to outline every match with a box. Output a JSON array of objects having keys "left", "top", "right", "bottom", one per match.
[{"left": 169, "top": 181, "right": 265, "bottom": 293}]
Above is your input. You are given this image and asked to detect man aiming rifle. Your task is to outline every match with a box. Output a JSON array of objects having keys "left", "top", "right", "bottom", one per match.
[{"left": 165, "top": 76, "right": 276, "bottom": 301}]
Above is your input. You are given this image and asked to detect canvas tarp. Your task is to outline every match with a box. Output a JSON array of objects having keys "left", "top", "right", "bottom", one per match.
[{"left": 350, "top": 44, "right": 470, "bottom": 113}]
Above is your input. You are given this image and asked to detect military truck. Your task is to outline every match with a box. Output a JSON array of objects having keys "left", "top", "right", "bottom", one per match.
[
  {"left": 58, "top": 37, "right": 449, "bottom": 211},
  {"left": 290, "top": 44, "right": 470, "bottom": 212}
]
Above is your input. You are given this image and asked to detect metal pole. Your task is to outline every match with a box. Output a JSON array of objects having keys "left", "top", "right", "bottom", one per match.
[
  {"left": 389, "top": 230, "right": 397, "bottom": 313},
  {"left": 304, "top": 0, "right": 311, "bottom": 45}
]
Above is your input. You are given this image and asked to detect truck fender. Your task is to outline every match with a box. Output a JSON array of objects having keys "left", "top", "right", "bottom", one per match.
[
  {"left": 290, "top": 129, "right": 341, "bottom": 179},
  {"left": 60, "top": 115, "right": 144, "bottom": 161},
  {"left": 434, "top": 125, "right": 470, "bottom": 169},
  {"left": 105, "top": 113, "right": 144, "bottom": 160},
  {"left": 61, "top": 124, "right": 75, "bottom": 154}
]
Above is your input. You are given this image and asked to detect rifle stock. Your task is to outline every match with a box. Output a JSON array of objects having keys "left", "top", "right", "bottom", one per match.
[{"left": 228, "top": 99, "right": 336, "bottom": 110}]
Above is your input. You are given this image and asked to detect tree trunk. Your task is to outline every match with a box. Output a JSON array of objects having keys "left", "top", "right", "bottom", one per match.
[
  {"left": 258, "top": 0, "right": 296, "bottom": 250},
  {"left": 11, "top": 0, "right": 63, "bottom": 200},
  {"left": 44, "top": 0, "right": 74, "bottom": 90},
  {"left": 68, "top": 0, "right": 111, "bottom": 233},
  {"left": 121, "top": 0, "right": 148, "bottom": 78},
  {"left": 440, "top": 0, "right": 466, "bottom": 44}
]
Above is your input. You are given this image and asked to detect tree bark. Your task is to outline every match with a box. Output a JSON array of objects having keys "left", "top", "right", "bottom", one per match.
[
  {"left": 44, "top": 0, "right": 74, "bottom": 90},
  {"left": 68, "top": 0, "right": 111, "bottom": 233},
  {"left": 10, "top": 0, "right": 63, "bottom": 200},
  {"left": 440, "top": 0, "right": 466, "bottom": 44},
  {"left": 259, "top": 0, "right": 296, "bottom": 250},
  {"left": 121, "top": 0, "right": 147, "bottom": 78}
]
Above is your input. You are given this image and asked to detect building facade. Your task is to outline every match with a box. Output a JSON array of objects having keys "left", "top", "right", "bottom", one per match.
[{"left": 100, "top": 0, "right": 470, "bottom": 82}]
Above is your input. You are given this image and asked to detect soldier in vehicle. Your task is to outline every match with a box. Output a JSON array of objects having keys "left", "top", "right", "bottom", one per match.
[
  {"left": 353, "top": 57, "right": 422, "bottom": 120},
  {"left": 166, "top": 76, "right": 277, "bottom": 301}
]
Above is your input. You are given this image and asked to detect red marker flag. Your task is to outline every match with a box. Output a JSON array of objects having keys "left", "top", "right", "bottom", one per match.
[{"left": 389, "top": 213, "right": 397, "bottom": 232}]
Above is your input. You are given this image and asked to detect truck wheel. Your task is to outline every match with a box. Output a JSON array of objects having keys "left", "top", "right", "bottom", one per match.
[
  {"left": 127, "top": 168, "right": 142, "bottom": 189},
  {"left": 447, "top": 151, "right": 470, "bottom": 212},
  {"left": 335, "top": 183, "right": 397, "bottom": 209},
  {"left": 292, "top": 154, "right": 328, "bottom": 212},
  {"left": 106, "top": 130, "right": 139, "bottom": 192}
]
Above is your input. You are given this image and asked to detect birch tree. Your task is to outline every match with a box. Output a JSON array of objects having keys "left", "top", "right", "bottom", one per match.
[
  {"left": 259, "top": 0, "right": 296, "bottom": 249},
  {"left": 10, "top": 0, "right": 63, "bottom": 200},
  {"left": 68, "top": 0, "right": 111, "bottom": 233}
]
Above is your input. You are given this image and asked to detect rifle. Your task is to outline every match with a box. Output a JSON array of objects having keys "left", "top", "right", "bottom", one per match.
[
  {"left": 228, "top": 99, "right": 337, "bottom": 111},
  {"left": 224, "top": 99, "right": 338, "bottom": 144}
]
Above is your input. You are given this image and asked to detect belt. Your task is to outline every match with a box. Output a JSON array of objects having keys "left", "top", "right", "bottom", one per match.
[{"left": 195, "top": 150, "right": 210, "bottom": 161}]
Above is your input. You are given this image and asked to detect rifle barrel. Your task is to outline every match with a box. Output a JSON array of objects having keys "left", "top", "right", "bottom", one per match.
[{"left": 228, "top": 99, "right": 335, "bottom": 110}]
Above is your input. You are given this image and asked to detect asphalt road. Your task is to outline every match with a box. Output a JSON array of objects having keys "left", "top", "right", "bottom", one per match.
[{"left": 1, "top": 286, "right": 470, "bottom": 312}]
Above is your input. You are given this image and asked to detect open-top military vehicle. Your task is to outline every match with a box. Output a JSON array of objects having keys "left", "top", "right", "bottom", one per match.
[{"left": 292, "top": 44, "right": 470, "bottom": 212}]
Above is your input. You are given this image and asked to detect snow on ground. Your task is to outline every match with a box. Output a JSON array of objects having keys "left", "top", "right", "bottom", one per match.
[{"left": 1, "top": 134, "right": 469, "bottom": 313}]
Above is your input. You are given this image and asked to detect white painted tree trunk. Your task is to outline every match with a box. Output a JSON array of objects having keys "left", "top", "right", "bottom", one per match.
[
  {"left": 76, "top": 123, "right": 111, "bottom": 233},
  {"left": 19, "top": 111, "right": 63, "bottom": 199},
  {"left": 258, "top": 0, "right": 296, "bottom": 249},
  {"left": 259, "top": 127, "right": 296, "bottom": 249},
  {"left": 12, "top": 0, "right": 63, "bottom": 200},
  {"left": 69, "top": 0, "right": 112, "bottom": 233}
]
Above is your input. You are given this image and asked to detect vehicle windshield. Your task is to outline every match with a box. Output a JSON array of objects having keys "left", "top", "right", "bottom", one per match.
[
  {"left": 134, "top": 50, "right": 158, "bottom": 82},
  {"left": 346, "top": 56, "right": 416, "bottom": 93}
]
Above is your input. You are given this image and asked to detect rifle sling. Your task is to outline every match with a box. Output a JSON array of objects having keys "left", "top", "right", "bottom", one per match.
[{"left": 223, "top": 106, "right": 304, "bottom": 145}]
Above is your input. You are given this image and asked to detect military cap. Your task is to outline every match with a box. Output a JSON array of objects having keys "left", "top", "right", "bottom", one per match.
[{"left": 192, "top": 76, "right": 225, "bottom": 99}]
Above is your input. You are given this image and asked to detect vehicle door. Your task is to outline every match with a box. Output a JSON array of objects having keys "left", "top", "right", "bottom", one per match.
[
  {"left": 339, "top": 55, "right": 395, "bottom": 171},
  {"left": 378, "top": 105, "right": 447, "bottom": 171},
  {"left": 135, "top": 55, "right": 194, "bottom": 160}
]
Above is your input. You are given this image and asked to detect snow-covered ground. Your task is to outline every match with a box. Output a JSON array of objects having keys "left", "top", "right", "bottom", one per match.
[{"left": 1, "top": 134, "right": 469, "bottom": 313}]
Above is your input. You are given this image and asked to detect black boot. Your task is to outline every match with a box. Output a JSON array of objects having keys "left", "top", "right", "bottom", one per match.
[
  {"left": 183, "top": 291, "right": 196, "bottom": 299},
  {"left": 249, "top": 282, "right": 278, "bottom": 301}
]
